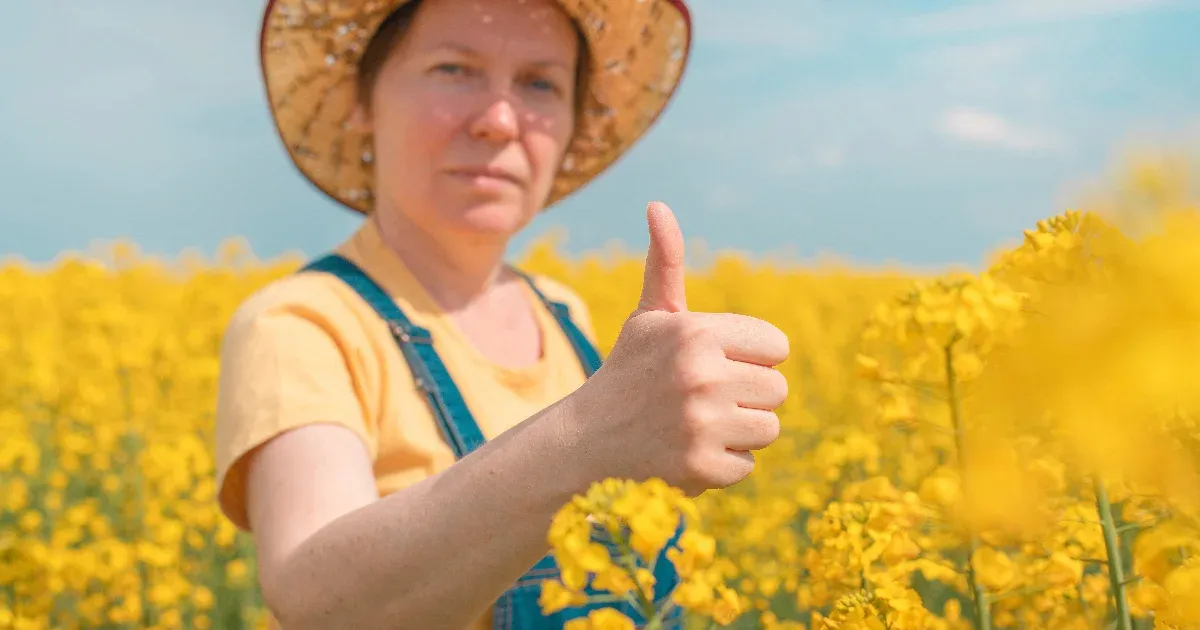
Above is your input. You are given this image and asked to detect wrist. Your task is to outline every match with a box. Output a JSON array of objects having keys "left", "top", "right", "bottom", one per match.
[{"left": 534, "top": 392, "right": 602, "bottom": 507}]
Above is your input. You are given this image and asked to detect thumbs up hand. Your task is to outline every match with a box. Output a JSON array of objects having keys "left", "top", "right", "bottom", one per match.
[{"left": 566, "top": 202, "right": 790, "bottom": 497}]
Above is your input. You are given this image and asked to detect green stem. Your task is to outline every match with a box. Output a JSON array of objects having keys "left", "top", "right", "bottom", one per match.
[
  {"left": 586, "top": 594, "right": 632, "bottom": 606},
  {"left": 945, "top": 344, "right": 992, "bottom": 630},
  {"left": 1116, "top": 520, "right": 1154, "bottom": 535},
  {"left": 647, "top": 599, "right": 678, "bottom": 629},
  {"left": 611, "top": 529, "right": 655, "bottom": 619},
  {"left": 1093, "top": 477, "right": 1133, "bottom": 630},
  {"left": 1077, "top": 581, "right": 1091, "bottom": 626}
]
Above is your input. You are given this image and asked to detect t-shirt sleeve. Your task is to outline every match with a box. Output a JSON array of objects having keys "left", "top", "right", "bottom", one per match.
[{"left": 213, "top": 283, "right": 379, "bottom": 532}]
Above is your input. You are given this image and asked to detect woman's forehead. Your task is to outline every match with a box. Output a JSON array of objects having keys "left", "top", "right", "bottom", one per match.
[{"left": 403, "top": 0, "right": 580, "bottom": 60}]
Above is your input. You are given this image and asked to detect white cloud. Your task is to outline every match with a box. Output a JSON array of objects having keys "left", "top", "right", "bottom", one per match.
[
  {"left": 907, "top": 0, "right": 1175, "bottom": 35},
  {"left": 939, "top": 107, "right": 1057, "bottom": 151},
  {"left": 813, "top": 146, "right": 847, "bottom": 169}
]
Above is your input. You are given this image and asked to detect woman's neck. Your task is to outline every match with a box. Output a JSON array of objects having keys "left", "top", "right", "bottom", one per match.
[{"left": 371, "top": 211, "right": 511, "bottom": 312}]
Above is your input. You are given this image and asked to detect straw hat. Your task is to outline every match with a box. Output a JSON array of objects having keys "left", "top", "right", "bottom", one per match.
[{"left": 258, "top": 0, "right": 693, "bottom": 214}]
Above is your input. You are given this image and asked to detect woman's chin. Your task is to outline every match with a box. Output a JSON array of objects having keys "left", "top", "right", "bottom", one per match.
[{"left": 442, "top": 201, "right": 534, "bottom": 238}]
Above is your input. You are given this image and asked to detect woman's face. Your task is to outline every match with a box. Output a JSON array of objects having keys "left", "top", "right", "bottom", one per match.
[{"left": 362, "top": 0, "right": 580, "bottom": 241}]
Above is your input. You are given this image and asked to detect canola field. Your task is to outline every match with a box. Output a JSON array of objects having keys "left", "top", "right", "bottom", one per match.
[{"left": 2, "top": 158, "right": 1200, "bottom": 629}]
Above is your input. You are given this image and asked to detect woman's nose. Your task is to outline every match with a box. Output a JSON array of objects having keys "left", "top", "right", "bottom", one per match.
[{"left": 467, "top": 96, "right": 520, "bottom": 144}]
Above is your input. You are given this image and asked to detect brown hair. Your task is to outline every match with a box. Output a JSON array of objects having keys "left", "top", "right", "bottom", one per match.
[{"left": 354, "top": 0, "right": 592, "bottom": 122}]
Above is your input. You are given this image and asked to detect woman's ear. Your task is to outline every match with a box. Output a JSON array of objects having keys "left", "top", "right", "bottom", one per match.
[{"left": 348, "top": 103, "right": 372, "bottom": 133}]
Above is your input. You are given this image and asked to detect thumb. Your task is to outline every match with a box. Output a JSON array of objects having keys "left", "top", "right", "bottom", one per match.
[{"left": 637, "top": 201, "right": 688, "bottom": 313}]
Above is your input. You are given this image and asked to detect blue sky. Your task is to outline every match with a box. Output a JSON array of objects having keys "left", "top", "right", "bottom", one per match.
[{"left": 2, "top": 0, "right": 1198, "bottom": 269}]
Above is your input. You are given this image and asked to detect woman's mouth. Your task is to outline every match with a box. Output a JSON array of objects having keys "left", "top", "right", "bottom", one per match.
[{"left": 445, "top": 166, "right": 524, "bottom": 189}]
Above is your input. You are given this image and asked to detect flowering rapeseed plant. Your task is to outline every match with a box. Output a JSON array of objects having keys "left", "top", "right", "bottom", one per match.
[
  {"left": 3, "top": 153, "right": 1200, "bottom": 628},
  {"left": 539, "top": 478, "right": 742, "bottom": 628}
]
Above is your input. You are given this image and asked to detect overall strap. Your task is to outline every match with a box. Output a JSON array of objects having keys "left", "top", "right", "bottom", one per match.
[
  {"left": 299, "top": 254, "right": 604, "bottom": 460},
  {"left": 509, "top": 268, "right": 604, "bottom": 377},
  {"left": 301, "top": 254, "right": 485, "bottom": 458}
]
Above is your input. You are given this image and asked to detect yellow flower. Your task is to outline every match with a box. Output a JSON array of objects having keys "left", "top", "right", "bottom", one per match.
[
  {"left": 591, "top": 564, "right": 635, "bottom": 596},
  {"left": 1041, "top": 552, "right": 1083, "bottom": 587},
  {"left": 823, "top": 591, "right": 886, "bottom": 630},
  {"left": 667, "top": 529, "right": 716, "bottom": 577},
  {"left": 191, "top": 586, "right": 215, "bottom": 611},
  {"left": 538, "top": 580, "right": 588, "bottom": 615},
  {"left": 1161, "top": 560, "right": 1200, "bottom": 623},
  {"left": 672, "top": 577, "right": 715, "bottom": 611},
  {"left": 972, "top": 547, "right": 1016, "bottom": 591},
  {"left": 710, "top": 583, "right": 743, "bottom": 625},
  {"left": 225, "top": 559, "right": 249, "bottom": 586},
  {"left": 918, "top": 469, "right": 960, "bottom": 508},
  {"left": 563, "top": 608, "right": 635, "bottom": 630}
]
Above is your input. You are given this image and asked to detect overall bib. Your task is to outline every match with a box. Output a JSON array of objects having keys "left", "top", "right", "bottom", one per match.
[{"left": 302, "top": 254, "right": 684, "bottom": 629}]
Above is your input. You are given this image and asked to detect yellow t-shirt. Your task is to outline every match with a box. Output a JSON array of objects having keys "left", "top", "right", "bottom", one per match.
[{"left": 213, "top": 217, "right": 597, "bottom": 630}]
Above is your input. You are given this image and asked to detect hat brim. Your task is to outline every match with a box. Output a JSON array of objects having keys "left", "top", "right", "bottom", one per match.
[{"left": 258, "top": 0, "right": 693, "bottom": 215}]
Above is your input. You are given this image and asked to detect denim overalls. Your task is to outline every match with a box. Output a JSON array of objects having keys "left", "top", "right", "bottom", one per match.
[{"left": 302, "top": 254, "right": 684, "bottom": 629}]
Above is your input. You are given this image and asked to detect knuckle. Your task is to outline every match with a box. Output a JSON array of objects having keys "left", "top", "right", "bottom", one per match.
[
  {"left": 674, "top": 358, "right": 721, "bottom": 396},
  {"left": 678, "top": 316, "right": 717, "bottom": 347},
  {"left": 679, "top": 399, "right": 715, "bottom": 439},
  {"left": 680, "top": 449, "right": 710, "bottom": 485},
  {"left": 635, "top": 310, "right": 670, "bottom": 336}
]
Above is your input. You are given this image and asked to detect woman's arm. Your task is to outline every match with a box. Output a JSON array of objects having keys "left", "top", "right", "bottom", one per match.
[
  {"left": 246, "top": 395, "right": 588, "bottom": 630},
  {"left": 241, "top": 204, "right": 789, "bottom": 630}
]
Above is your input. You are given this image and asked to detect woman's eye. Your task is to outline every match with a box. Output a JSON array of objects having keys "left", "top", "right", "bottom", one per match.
[
  {"left": 526, "top": 76, "right": 561, "bottom": 94},
  {"left": 433, "top": 63, "right": 467, "bottom": 76}
]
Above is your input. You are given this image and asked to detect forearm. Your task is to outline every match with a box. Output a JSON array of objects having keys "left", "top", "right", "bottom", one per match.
[{"left": 269, "top": 397, "right": 591, "bottom": 630}]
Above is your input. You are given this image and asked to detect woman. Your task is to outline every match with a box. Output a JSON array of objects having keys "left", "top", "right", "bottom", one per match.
[{"left": 214, "top": 0, "right": 790, "bottom": 628}]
